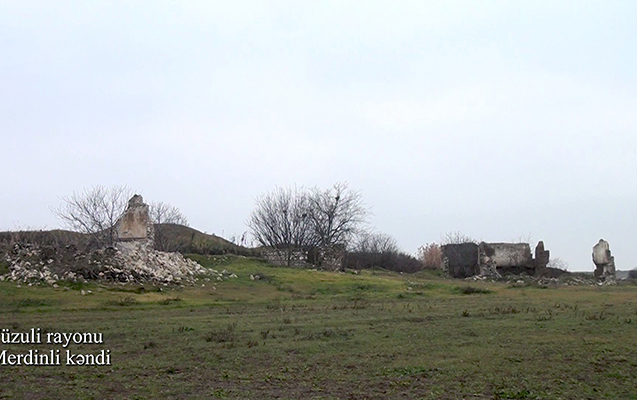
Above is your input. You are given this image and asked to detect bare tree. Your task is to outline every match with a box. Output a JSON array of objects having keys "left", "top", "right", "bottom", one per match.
[
  {"left": 247, "top": 186, "right": 314, "bottom": 267},
  {"left": 347, "top": 231, "right": 422, "bottom": 272},
  {"left": 440, "top": 231, "right": 477, "bottom": 245},
  {"left": 150, "top": 202, "right": 189, "bottom": 226},
  {"left": 229, "top": 231, "right": 249, "bottom": 247},
  {"left": 307, "top": 182, "right": 369, "bottom": 251},
  {"left": 52, "top": 185, "right": 132, "bottom": 247},
  {"left": 355, "top": 232, "right": 399, "bottom": 254},
  {"left": 547, "top": 257, "right": 569, "bottom": 272},
  {"left": 247, "top": 183, "right": 369, "bottom": 267},
  {"left": 150, "top": 202, "right": 189, "bottom": 251},
  {"left": 510, "top": 233, "right": 533, "bottom": 244}
]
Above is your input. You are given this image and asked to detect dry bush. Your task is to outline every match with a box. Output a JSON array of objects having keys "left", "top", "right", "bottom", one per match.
[
  {"left": 547, "top": 257, "right": 569, "bottom": 272},
  {"left": 417, "top": 243, "right": 442, "bottom": 270},
  {"left": 345, "top": 250, "right": 421, "bottom": 273}
]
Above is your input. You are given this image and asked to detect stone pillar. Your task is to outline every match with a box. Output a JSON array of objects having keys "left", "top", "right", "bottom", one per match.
[
  {"left": 534, "top": 241, "right": 550, "bottom": 276},
  {"left": 115, "top": 195, "right": 154, "bottom": 253},
  {"left": 592, "top": 239, "right": 616, "bottom": 283}
]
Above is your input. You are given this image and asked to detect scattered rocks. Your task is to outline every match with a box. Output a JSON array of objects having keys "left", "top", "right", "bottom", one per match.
[
  {"left": 465, "top": 272, "right": 605, "bottom": 287},
  {"left": 1, "top": 242, "right": 213, "bottom": 286},
  {"left": 0, "top": 194, "right": 238, "bottom": 287}
]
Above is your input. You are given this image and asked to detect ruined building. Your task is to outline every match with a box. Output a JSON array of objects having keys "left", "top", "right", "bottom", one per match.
[
  {"left": 108, "top": 195, "right": 206, "bottom": 283},
  {"left": 116, "top": 194, "right": 154, "bottom": 250},
  {"left": 1, "top": 195, "right": 207, "bottom": 285},
  {"left": 592, "top": 239, "right": 616, "bottom": 282},
  {"left": 441, "top": 241, "right": 551, "bottom": 279},
  {"left": 261, "top": 244, "right": 345, "bottom": 270}
]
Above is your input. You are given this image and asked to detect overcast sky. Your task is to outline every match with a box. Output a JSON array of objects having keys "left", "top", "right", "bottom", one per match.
[{"left": 2, "top": 1, "right": 635, "bottom": 271}]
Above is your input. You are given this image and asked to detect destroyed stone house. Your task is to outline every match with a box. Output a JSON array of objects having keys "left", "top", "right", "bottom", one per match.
[
  {"left": 261, "top": 245, "right": 345, "bottom": 270},
  {"left": 441, "top": 241, "right": 550, "bottom": 278}
]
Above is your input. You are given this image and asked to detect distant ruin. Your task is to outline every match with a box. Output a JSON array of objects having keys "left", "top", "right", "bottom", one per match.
[
  {"left": 115, "top": 195, "right": 154, "bottom": 254},
  {"left": 592, "top": 239, "right": 616, "bottom": 283},
  {"left": 1, "top": 195, "right": 207, "bottom": 285},
  {"left": 441, "top": 241, "right": 551, "bottom": 279},
  {"left": 116, "top": 195, "right": 153, "bottom": 243},
  {"left": 261, "top": 245, "right": 345, "bottom": 270}
]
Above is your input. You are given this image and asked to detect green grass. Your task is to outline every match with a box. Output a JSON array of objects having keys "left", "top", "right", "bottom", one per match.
[{"left": 0, "top": 255, "right": 636, "bottom": 399}]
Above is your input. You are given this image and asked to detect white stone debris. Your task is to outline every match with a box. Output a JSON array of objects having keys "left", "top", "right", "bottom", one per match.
[{"left": 1, "top": 196, "right": 238, "bottom": 287}]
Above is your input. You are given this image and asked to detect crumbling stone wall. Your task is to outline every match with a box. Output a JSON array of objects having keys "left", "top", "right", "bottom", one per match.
[
  {"left": 260, "top": 245, "right": 344, "bottom": 270},
  {"left": 316, "top": 245, "right": 345, "bottom": 270},
  {"left": 488, "top": 243, "right": 532, "bottom": 267},
  {"left": 442, "top": 241, "right": 551, "bottom": 278},
  {"left": 116, "top": 195, "right": 153, "bottom": 243},
  {"left": 441, "top": 243, "right": 480, "bottom": 278},
  {"left": 477, "top": 242, "right": 500, "bottom": 278},
  {"left": 534, "top": 241, "right": 550, "bottom": 276},
  {"left": 261, "top": 248, "right": 310, "bottom": 268},
  {"left": 592, "top": 239, "right": 616, "bottom": 282}
]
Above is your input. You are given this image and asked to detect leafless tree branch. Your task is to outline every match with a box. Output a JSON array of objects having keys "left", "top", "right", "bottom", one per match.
[
  {"left": 150, "top": 201, "right": 189, "bottom": 251},
  {"left": 51, "top": 185, "right": 132, "bottom": 247}
]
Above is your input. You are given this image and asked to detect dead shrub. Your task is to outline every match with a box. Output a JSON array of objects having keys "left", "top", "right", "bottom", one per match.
[{"left": 417, "top": 243, "right": 442, "bottom": 270}]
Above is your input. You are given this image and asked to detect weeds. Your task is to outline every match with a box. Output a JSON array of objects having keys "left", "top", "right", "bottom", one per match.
[
  {"left": 494, "top": 388, "right": 532, "bottom": 399},
  {"left": 489, "top": 306, "right": 520, "bottom": 315},
  {"left": 107, "top": 286, "right": 156, "bottom": 294},
  {"left": 106, "top": 296, "right": 138, "bottom": 306},
  {"left": 157, "top": 297, "right": 182, "bottom": 305},
  {"left": 251, "top": 272, "right": 274, "bottom": 282},
  {"left": 388, "top": 366, "right": 431, "bottom": 376},
  {"left": 177, "top": 326, "right": 194, "bottom": 332},
  {"left": 455, "top": 286, "right": 492, "bottom": 295},
  {"left": 303, "top": 327, "right": 352, "bottom": 340},
  {"left": 586, "top": 311, "right": 606, "bottom": 321},
  {"left": 407, "top": 281, "right": 438, "bottom": 290},
  {"left": 205, "top": 323, "right": 238, "bottom": 343},
  {"left": 350, "top": 295, "right": 369, "bottom": 309},
  {"left": 265, "top": 301, "right": 285, "bottom": 311},
  {"left": 11, "top": 298, "right": 52, "bottom": 308},
  {"left": 143, "top": 341, "right": 156, "bottom": 349},
  {"left": 211, "top": 388, "right": 230, "bottom": 398}
]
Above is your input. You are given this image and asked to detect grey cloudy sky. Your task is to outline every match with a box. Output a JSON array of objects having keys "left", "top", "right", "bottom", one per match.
[{"left": 2, "top": 1, "right": 636, "bottom": 271}]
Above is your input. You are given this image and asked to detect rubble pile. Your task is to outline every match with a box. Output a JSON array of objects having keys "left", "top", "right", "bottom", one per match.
[
  {"left": 109, "top": 246, "right": 207, "bottom": 284},
  {"left": 0, "top": 242, "right": 209, "bottom": 285},
  {"left": 0, "top": 195, "right": 236, "bottom": 286}
]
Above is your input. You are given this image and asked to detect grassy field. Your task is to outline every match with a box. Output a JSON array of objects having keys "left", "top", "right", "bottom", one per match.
[{"left": 1, "top": 255, "right": 636, "bottom": 399}]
